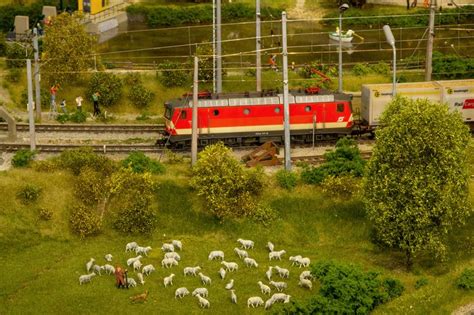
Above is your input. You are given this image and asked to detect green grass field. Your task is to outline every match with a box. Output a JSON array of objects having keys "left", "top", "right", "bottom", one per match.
[{"left": 1, "top": 160, "right": 473, "bottom": 314}]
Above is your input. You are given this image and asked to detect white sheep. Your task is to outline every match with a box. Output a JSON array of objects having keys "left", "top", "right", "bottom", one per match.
[
  {"left": 164, "top": 251, "right": 181, "bottom": 261},
  {"left": 247, "top": 296, "right": 264, "bottom": 308},
  {"left": 196, "top": 294, "right": 210, "bottom": 308},
  {"left": 271, "top": 293, "right": 291, "bottom": 303},
  {"left": 142, "top": 264, "right": 155, "bottom": 276},
  {"left": 230, "top": 289, "right": 237, "bottom": 304},
  {"left": 198, "top": 272, "right": 212, "bottom": 285},
  {"left": 86, "top": 258, "right": 95, "bottom": 272},
  {"left": 297, "top": 257, "right": 311, "bottom": 268},
  {"left": 233, "top": 247, "right": 248, "bottom": 259},
  {"left": 92, "top": 264, "right": 104, "bottom": 275},
  {"left": 298, "top": 278, "right": 312, "bottom": 290},
  {"left": 192, "top": 287, "right": 209, "bottom": 298},
  {"left": 79, "top": 272, "right": 96, "bottom": 285},
  {"left": 289, "top": 255, "right": 302, "bottom": 266},
  {"left": 274, "top": 266, "right": 289, "bottom": 278},
  {"left": 161, "top": 243, "right": 175, "bottom": 252},
  {"left": 269, "top": 280, "right": 287, "bottom": 292},
  {"left": 266, "top": 242, "right": 275, "bottom": 252},
  {"left": 208, "top": 250, "right": 225, "bottom": 261},
  {"left": 103, "top": 264, "right": 115, "bottom": 275},
  {"left": 266, "top": 266, "right": 273, "bottom": 281},
  {"left": 133, "top": 260, "right": 142, "bottom": 272},
  {"left": 135, "top": 246, "right": 152, "bottom": 256},
  {"left": 137, "top": 272, "right": 145, "bottom": 285},
  {"left": 183, "top": 266, "right": 201, "bottom": 276},
  {"left": 219, "top": 267, "right": 226, "bottom": 280},
  {"left": 258, "top": 281, "right": 271, "bottom": 295},
  {"left": 104, "top": 254, "right": 113, "bottom": 262},
  {"left": 127, "top": 278, "right": 137, "bottom": 288},
  {"left": 269, "top": 250, "right": 286, "bottom": 261},
  {"left": 225, "top": 279, "right": 234, "bottom": 290},
  {"left": 125, "top": 242, "right": 138, "bottom": 252},
  {"left": 172, "top": 240, "right": 182, "bottom": 251},
  {"left": 299, "top": 270, "right": 312, "bottom": 280},
  {"left": 244, "top": 257, "right": 258, "bottom": 268},
  {"left": 164, "top": 274, "right": 175, "bottom": 287},
  {"left": 127, "top": 255, "right": 142, "bottom": 266},
  {"left": 221, "top": 261, "right": 238, "bottom": 272},
  {"left": 175, "top": 287, "right": 190, "bottom": 299},
  {"left": 161, "top": 257, "right": 178, "bottom": 269},
  {"left": 237, "top": 238, "right": 254, "bottom": 249},
  {"left": 265, "top": 298, "right": 275, "bottom": 310}
]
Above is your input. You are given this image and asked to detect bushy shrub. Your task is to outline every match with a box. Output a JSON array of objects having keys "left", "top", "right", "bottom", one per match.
[
  {"left": 75, "top": 167, "right": 107, "bottom": 206},
  {"left": 275, "top": 169, "right": 298, "bottom": 191},
  {"left": 432, "top": 51, "right": 474, "bottom": 80},
  {"left": 415, "top": 277, "right": 429, "bottom": 289},
  {"left": 124, "top": 72, "right": 142, "bottom": 85},
  {"left": 69, "top": 205, "right": 102, "bottom": 238},
  {"left": 352, "top": 63, "right": 372, "bottom": 76},
  {"left": 56, "top": 113, "right": 70, "bottom": 124},
  {"left": 321, "top": 175, "right": 361, "bottom": 198},
  {"left": 370, "top": 62, "right": 391, "bottom": 75},
  {"left": 113, "top": 199, "right": 157, "bottom": 234},
  {"left": 6, "top": 42, "right": 32, "bottom": 68},
  {"left": 128, "top": 84, "right": 155, "bottom": 108},
  {"left": 87, "top": 72, "right": 123, "bottom": 107},
  {"left": 69, "top": 110, "right": 87, "bottom": 123},
  {"left": 32, "top": 159, "right": 58, "bottom": 172},
  {"left": 58, "top": 147, "right": 116, "bottom": 176},
  {"left": 164, "top": 148, "right": 184, "bottom": 164},
  {"left": 157, "top": 60, "right": 189, "bottom": 87},
  {"left": 12, "top": 149, "right": 36, "bottom": 168},
  {"left": 38, "top": 207, "right": 53, "bottom": 221},
  {"left": 301, "top": 138, "right": 366, "bottom": 184},
  {"left": 17, "top": 184, "right": 42, "bottom": 204},
  {"left": 121, "top": 151, "right": 165, "bottom": 174},
  {"left": 456, "top": 268, "right": 474, "bottom": 290},
  {"left": 249, "top": 203, "right": 277, "bottom": 227}
]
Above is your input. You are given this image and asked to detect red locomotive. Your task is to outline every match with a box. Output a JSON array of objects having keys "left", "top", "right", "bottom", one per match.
[{"left": 160, "top": 88, "right": 353, "bottom": 147}]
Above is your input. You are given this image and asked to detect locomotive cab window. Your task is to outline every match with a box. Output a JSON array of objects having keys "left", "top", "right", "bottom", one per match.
[
  {"left": 305, "top": 106, "right": 311, "bottom": 112},
  {"left": 243, "top": 108, "right": 250, "bottom": 115},
  {"left": 337, "top": 103, "right": 344, "bottom": 112},
  {"left": 213, "top": 109, "right": 220, "bottom": 116},
  {"left": 180, "top": 110, "right": 187, "bottom": 119},
  {"left": 164, "top": 107, "right": 172, "bottom": 119}
]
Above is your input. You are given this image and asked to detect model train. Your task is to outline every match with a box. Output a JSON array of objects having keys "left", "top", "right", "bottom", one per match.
[{"left": 159, "top": 79, "right": 474, "bottom": 147}]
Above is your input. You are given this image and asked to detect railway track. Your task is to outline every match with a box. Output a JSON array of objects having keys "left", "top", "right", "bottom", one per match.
[
  {"left": 288, "top": 151, "right": 372, "bottom": 164},
  {"left": 0, "top": 143, "right": 163, "bottom": 153},
  {"left": 0, "top": 123, "right": 164, "bottom": 133}
]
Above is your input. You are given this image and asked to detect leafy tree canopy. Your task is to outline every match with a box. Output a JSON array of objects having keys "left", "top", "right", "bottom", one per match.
[{"left": 363, "top": 96, "right": 471, "bottom": 268}]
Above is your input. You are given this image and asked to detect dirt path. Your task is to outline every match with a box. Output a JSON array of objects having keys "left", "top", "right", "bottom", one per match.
[
  {"left": 452, "top": 302, "right": 474, "bottom": 315},
  {"left": 288, "top": 0, "right": 329, "bottom": 20}
]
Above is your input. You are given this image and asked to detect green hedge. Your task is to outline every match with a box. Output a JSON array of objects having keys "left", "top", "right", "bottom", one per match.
[{"left": 127, "top": 3, "right": 281, "bottom": 27}]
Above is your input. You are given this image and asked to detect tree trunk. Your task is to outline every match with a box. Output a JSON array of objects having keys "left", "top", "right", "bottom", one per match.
[
  {"left": 405, "top": 250, "right": 413, "bottom": 271},
  {"left": 407, "top": 0, "right": 410, "bottom": 9}
]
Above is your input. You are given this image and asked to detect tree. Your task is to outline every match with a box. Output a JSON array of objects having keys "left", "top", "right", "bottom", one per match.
[
  {"left": 363, "top": 96, "right": 472, "bottom": 269},
  {"left": 196, "top": 42, "right": 214, "bottom": 82},
  {"left": 42, "top": 12, "right": 95, "bottom": 85}
]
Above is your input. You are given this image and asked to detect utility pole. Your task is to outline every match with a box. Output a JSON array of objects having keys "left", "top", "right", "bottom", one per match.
[
  {"left": 26, "top": 59, "right": 36, "bottom": 151},
  {"left": 191, "top": 56, "right": 199, "bottom": 166},
  {"left": 282, "top": 12, "right": 291, "bottom": 171},
  {"left": 256, "top": 0, "right": 262, "bottom": 92},
  {"left": 425, "top": 0, "right": 436, "bottom": 81},
  {"left": 33, "top": 27, "right": 41, "bottom": 121},
  {"left": 216, "top": 0, "right": 222, "bottom": 93},
  {"left": 212, "top": 0, "right": 216, "bottom": 93},
  {"left": 338, "top": 3, "right": 349, "bottom": 93}
]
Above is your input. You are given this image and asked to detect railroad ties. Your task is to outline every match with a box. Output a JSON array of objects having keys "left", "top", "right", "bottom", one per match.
[{"left": 0, "top": 123, "right": 164, "bottom": 133}]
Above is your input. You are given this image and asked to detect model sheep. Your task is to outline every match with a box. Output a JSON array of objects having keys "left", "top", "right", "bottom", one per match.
[
  {"left": 164, "top": 252, "right": 181, "bottom": 261},
  {"left": 266, "top": 242, "right": 275, "bottom": 252},
  {"left": 247, "top": 296, "right": 264, "bottom": 308},
  {"left": 79, "top": 272, "right": 96, "bottom": 285},
  {"left": 298, "top": 278, "right": 312, "bottom": 290},
  {"left": 265, "top": 298, "right": 275, "bottom": 310},
  {"left": 192, "top": 288, "right": 209, "bottom": 298},
  {"left": 299, "top": 270, "right": 312, "bottom": 280},
  {"left": 163, "top": 274, "right": 175, "bottom": 287},
  {"left": 175, "top": 287, "right": 190, "bottom": 299},
  {"left": 127, "top": 278, "right": 137, "bottom": 287},
  {"left": 125, "top": 242, "right": 138, "bottom": 252},
  {"left": 269, "top": 280, "right": 287, "bottom": 292},
  {"left": 219, "top": 267, "right": 226, "bottom": 280},
  {"left": 208, "top": 250, "right": 225, "bottom": 260},
  {"left": 126, "top": 255, "right": 142, "bottom": 266},
  {"left": 137, "top": 272, "right": 145, "bottom": 285},
  {"left": 142, "top": 264, "right": 155, "bottom": 276},
  {"left": 244, "top": 257, "right": 258, "bottom": 268},
  {"left": 161, "top": 257, "right": 179, "bottom": 269},
  {"left": 161, "top": 243, "right": 175, "bottom": 252},
  {"left": 266, "top": 266, "right": 273, "bottom": 281},
  {"left": 104, "top": 254, "right": 113, "bottom": 262},
  {"left": 225, "top": 279, "right": 234, "bottom": 290},
  {"left": 269, "top": 250, "right": 286, "bottom": 261},
  {"left": 103, "top": 264, "right": 115, "bottom": 275},
  {"left": 237, "top": 238, "right": 254, "bottom": 249},
  {"left": 221, "top": 261, "right": 238, "bottom": 272},
  {"left": 183, "top": 266, "right": 201, "bottom": 276},
  {"left": 233, "top": 247, "right": 248, "bottom": 259},
  {"left": 92, "top": 264, "right": 104, "bottom": 276},
  {"left": 135, "top": 246, "right": 152, "bottom": 256},
  {"left": 270, "top": 293, "right": 291, "bottom": 303},
  {"left": 172, "top": 240, "right": 182, "bottom": 251},
  {"left": 198, "top": 272, "right": 212, "bottom": 285},
  {"left": 297, "top": 257, "right": 311, "bottom": 268},
  {"left": 196, "top": 294, "right": 210, "bottom": 308},
  {"left": 289, "top": 255, "right": 302, "bottom": 266},
  {"left": 133, "top": 260, "right": 142, "bottom": 271},
  {"left": 274, "top": 266, "right": 289, "bottom": 278},
  {"left": 86, "top": 258, "right": 95, "bottom": 272},
  {"left": 230, "top": 289, "right": 237, "bottom": 304},
  {"left": 258, "top": 281, "right": 271, "bottom": 295}
]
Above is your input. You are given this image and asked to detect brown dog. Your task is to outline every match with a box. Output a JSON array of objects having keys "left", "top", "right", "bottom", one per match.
[{"left": 130, "top": 290, "right": 149, "bottom": 303}]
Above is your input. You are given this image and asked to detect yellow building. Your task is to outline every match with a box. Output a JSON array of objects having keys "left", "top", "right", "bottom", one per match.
[{"left": 78, "top": 0, "right": 110, "bottom": 15}]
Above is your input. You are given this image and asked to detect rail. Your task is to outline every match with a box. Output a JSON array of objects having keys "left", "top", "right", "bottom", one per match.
[
  {"left": 0, "top": 143, "right": 162, "bottom": 153},
  {"left": 0, "top": 123, "right": 164, "bottom": 133}
]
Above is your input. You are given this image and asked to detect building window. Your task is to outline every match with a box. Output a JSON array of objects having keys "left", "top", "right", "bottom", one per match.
[
  {"left": 337, "top": 103, "right": 344, "bottom": 112},
  {"left": 243, "top": 108, "right": 250, "bottom": 115},
  {"left": 180, "top": 110, "right": 187, "bottom": 119},
  {"left": 305, "top": 105, "right": 311, "bottom": 112},
  {"left": 275, "top": 107, "right": 281, "bottom": 113},
  {"left": 213, "top": 109, "right": 220, "bottom": 116}
]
